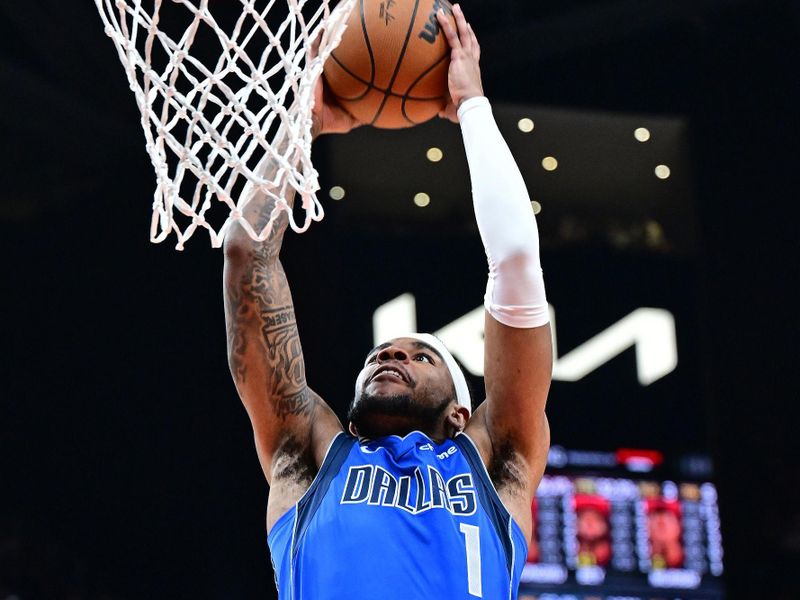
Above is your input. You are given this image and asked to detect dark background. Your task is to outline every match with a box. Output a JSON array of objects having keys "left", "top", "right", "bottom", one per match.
[{"left": 1, "top": 1, "right": 798, "bottom": 599}]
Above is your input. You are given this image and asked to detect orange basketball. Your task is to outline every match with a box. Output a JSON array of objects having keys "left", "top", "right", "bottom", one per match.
[{"left": 324, "top": 0, "right": 455, "bottom": 129}]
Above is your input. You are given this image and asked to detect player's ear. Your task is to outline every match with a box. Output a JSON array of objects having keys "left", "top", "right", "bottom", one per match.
[
  {"left": 446, "top": 404, "right": 470, "bottom": 433},
  {"left": 348, "top": 422, "right": 359, "bottom": 437}
]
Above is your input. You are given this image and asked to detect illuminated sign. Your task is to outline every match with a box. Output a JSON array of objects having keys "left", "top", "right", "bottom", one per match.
[{"left": 373, "top": 294, "right": 678, "bottom": 386}]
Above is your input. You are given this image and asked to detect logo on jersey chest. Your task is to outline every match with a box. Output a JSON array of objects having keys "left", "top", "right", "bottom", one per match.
[{"left": 341, "top": 464, "right": 477, "bottom": 516}]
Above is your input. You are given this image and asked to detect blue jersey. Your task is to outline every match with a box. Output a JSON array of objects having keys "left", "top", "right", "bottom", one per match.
[{"left": 268, "top": 431, "right": 528, "bottom": 599}]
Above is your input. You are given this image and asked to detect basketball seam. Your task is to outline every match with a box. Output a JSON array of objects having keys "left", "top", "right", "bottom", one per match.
[
  {"left": 401, "top": 51, "right": 450, "bottom": 125},
  {"left": 371, "top": 0, "right": 421, "bottom": 126},
  {"left": 361, "top": 0, "right": 377, "bottom": 86},
  {"left": 329, "top": 54, "right": 446, "bottom": 101},
  {"left": 329, "top": 54, "right": 373, "bottom": 101},
  {"left": 360, "top": 0, "right": 378, "bottom": 121}
]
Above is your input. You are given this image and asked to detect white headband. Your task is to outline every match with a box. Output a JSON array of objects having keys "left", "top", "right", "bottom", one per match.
[{"left": 356, "top": 333, "right": 472, "bottom": 415}]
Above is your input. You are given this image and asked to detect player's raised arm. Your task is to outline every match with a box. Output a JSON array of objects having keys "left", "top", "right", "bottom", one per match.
[
  {"left": 222, "top": 73, "right": 356, "bottom": 497},
  {"left": 438, "top": 4, "right": 553, "bottom": 528}
]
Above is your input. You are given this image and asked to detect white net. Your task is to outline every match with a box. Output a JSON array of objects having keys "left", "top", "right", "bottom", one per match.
[{"left": 95, "top": 0, "right": 357, "bottom": 249}]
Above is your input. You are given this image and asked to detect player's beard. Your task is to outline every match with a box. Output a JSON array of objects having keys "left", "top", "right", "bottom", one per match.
[{"left": 347, "top": 391, "right": 452, "bottom": 439}]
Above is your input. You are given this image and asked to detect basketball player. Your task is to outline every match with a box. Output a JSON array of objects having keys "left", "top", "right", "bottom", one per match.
[{"left": 223, "top": 5, "right": 552, "bottom": 598}]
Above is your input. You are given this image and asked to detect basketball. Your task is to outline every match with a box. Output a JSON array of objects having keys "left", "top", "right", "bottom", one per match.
[{"left": 323, "top": 0, "right": 455, "bottom": 129}]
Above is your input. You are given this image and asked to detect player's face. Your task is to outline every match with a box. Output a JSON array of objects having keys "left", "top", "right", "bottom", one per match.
[{"left": 348, "top": 338, "right": 457, "bottom": 437}]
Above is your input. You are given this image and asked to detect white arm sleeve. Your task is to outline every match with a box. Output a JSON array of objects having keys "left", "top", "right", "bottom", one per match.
[{"left": 458, "top": 96, "right": 549, "bottom": 328}]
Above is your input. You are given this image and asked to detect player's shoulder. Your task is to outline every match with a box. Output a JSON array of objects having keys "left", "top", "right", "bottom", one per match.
[{"left": 464, "top": 406, "right": 546, "bottom": 540}]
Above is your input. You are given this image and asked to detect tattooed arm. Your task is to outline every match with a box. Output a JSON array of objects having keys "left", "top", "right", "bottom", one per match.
[
  {"left": 223, "top": 171, "right": 343, "bottom": 525},
  {"left": 223, "top": 75, "right": 359, "bottom": 528}
]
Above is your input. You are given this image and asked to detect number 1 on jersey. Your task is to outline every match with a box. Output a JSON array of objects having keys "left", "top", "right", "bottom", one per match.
[{"left": 459, "top": 523, "right": 482, "bottom": 597}]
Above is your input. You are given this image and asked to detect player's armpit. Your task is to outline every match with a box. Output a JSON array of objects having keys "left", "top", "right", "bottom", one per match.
[{"left": 466, "top": 395, "right": 550, "bottom": 542}]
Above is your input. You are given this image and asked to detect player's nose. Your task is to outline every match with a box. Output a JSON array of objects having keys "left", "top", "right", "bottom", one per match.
[{"left": 376, "top": 345, "right": 410, "bottom": 363}]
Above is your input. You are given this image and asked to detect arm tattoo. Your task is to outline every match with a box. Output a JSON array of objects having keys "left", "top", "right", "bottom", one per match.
[
  {"left": 276, "top": 389, "right": 314, "bottom": 420},
  {"left": 224, "top": 210, "right": 315, "bottom": 421},
  {"left": 260, "top": 304, "right": 313, "bottom": 419},
  {"left": 226, "top": 282, "right": 250, "bottom": 384}
]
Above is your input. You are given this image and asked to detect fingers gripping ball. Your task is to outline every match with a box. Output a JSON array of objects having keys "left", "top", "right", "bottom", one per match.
[{"left": 324, "top": 0, "right": 455, "bottom": 129}]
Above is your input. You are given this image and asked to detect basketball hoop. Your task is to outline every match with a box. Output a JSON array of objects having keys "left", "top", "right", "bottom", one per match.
[{"left": 95, "top": 0, "right": 357, "bottom": 249}]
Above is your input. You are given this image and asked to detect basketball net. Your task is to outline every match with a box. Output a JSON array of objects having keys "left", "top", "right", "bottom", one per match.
[{"left": 95, "top": 0, "right": 357, "bottom": 249}]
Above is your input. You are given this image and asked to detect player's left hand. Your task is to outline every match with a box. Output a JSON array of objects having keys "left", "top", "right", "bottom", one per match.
[
  {"left": 437, "top": 4, "right": 484, "bottom": 123},
  {"left": 312, "top": 73, "right": 363, "bottom": 137},
  {"left": 310, "top": 34, "right": 363, "bottom": 137}
]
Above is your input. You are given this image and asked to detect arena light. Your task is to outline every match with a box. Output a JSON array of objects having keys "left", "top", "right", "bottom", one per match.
[
  {"left": 542, "top": 156, "right": 558, "bottom": 172},
  {"left": 655, "top": 165, "right": 671, "bottom": 179},
  {"left": 635, "top": 127, "right": 651, "bottom": 142},
  {"left": 329, "top": 186, "right": 346, "bottom": 200},
  {"left": 518, "top": 118, "right": 535, "bottom": 133},
  {"left": 414, "top": 193, "right": 431, "bottom": 207},
  {"left": 531, "top": 201, "right": 542, "bottom": 215},
  {"left": 426, "top": 147, "right": 444, "bottom": 162}
]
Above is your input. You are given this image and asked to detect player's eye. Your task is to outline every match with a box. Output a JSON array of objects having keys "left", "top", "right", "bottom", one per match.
[{"left": 414, "top": 353, "right": 433, "bottom": 364}]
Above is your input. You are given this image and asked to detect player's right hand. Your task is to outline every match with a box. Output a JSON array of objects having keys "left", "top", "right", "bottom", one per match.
[{"left": 437, "top": 4, "right": 484, "bottom": 123}]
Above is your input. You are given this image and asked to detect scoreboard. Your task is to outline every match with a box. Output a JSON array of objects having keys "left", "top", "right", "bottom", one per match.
[{"left": 521, "top": 447, "right": 724, "bottom": 599}]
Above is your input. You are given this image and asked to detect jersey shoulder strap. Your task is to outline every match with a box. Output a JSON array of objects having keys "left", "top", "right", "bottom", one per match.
[{"left": 293, "top": 432, "right": 355, "bottom": 559}]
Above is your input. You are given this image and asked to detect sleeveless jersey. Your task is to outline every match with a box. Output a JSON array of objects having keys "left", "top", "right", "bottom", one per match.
[{"left": 267, "top": 431, "right": 528, "bottom": 600}]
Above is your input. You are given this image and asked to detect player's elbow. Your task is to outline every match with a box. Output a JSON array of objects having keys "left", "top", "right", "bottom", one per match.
[
  {"left": 224, "top": 227, "right": 282, "bottom": 269},
  {"left": 223, "top": 236, "right": 250, "bottom": 266},
  {"left": 493, "top": 248, "right": 542, "bottom": 282}
]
